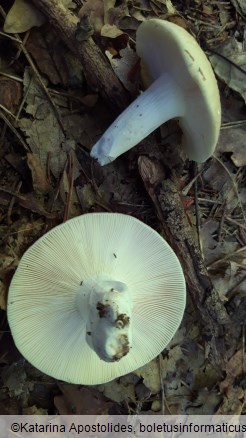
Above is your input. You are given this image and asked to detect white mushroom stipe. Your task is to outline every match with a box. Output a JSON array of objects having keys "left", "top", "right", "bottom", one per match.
[
  {"left": 90, "top": 19, "right": 221, "bottom": 166},
  {"left": 82, "top": 278, "right": 132, "bottom": 362},
  {"left": 91, "top": 75, "right": 185, "bottom": 166},
  {"left": 7, "top": 213, "right": 186, "bottom": 385}
]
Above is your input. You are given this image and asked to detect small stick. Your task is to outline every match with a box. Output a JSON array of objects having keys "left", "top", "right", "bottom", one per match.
[
  {"left": 7, "top": 181, "right": 22, "bottom": 225},
  {"left": 30, "top": 0, "right": 130, "bottom": 112},
  {"left": 138, "top": 155, "right": 230, "bottom": 371}
]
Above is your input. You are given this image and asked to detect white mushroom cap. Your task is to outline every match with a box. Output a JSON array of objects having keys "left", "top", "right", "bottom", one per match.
[
  {"left": 90, "top": 19, "right": 221, "bottom": 165},
  {"left": 7, "top": 213, "right": 186, "bottom": 385}
]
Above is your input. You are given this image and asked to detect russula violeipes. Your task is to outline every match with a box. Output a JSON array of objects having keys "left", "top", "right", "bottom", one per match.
[
  {"left": 90, "top": 19, "right": 221, "bottom": 166},
  {"left": 7, "top": 213, "right": 186, "bottom": 385}
]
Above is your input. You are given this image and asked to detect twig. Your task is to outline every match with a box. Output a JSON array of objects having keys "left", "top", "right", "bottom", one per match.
[
  {"left": 212, "top": 155, "right": 246, "bottom": 225},
  {"left": 226, "top": 216, "right": 246, "bottom": 231},
  {"left": 0, "top": 6, "right": 66, "bottom": 134},
  {"left": 221, "top": 120, "right": 246, "bottom": 129},
  {"left": 226, "top": 275, "right": 246, "bottom": 300},
  {"left": 209, "top": 48, "right": 246, "bottom": 75},
  {"left": 15, "top": 74, "right": 33, "bottom": 121},
  {"left": 0, "top": 109, "right": 30, "bottom": 152},
  {"left": 63, "top": 150, "right": 75, "bottom": 222},
  {"left": 30, "top": 0, "right": 129, "bottom": 112},
  {"left": 7, "top": 181, "right": 22, "bottom": 225},
  {"left": 193, "top": 163, "right": 203, "bottom": 253},
  {"left": 218, "top": 201, "right": 227, "bottom": 242},
  {"left": 138, "top": 155, "right": 230, "bottom": 371},
  {"left": 207, "top": 245, "right": 246, "bottom": 269},
  {"left": 181, "top": 167, "right": 204, "bottom": 196},
  {"left": 242, "top": 325, "right": 245, "bottom": 374},
  {"left": 0, "top": 104, "right": 15, "bottom": 119},
  {"left": 158, "top": 355, "right": 165, "bottom": 416}
]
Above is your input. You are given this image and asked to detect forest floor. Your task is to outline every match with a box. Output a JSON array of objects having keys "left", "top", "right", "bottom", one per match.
[{"left": 0, "top": 0, "right": 245, "bottom": 416}]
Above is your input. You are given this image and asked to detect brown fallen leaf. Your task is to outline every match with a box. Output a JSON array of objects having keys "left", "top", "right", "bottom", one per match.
[
  {"left": 26, "top": 28, "right": 83, "bottom": 87},
  {"left": 19, "top": 193, "right": 58, "bottom": 218},
  {"left": 0, "top": 187, "right": 56, "bottom": 218},
  {"left": 0, "top": 270, "right": 16, "bottom": 311},
  {"left": 216, "top": 386, "right": 245, "bottom": 415},
  {"left": 220, "top": 350, "right": 244, "bottom": 392},
  {"left": 0, "top": 78, "right": 22, "bottom": 112},
  {"left": 0, "top": 398, "right": 20, "bottom": 415},
  {"left": 25, "top": 28, "right": 68, "bottom": 86},
  {"left": 26, "top": 153, "right": 51, "bottom": 195},
  {"left": 0, "top": 280, "right": 7, "bottom": 311},
  {"left": 54, "top": 385, "right": 112, "bottom": 415},
  {"left": 80, "top": 94, "right": 98, "bottom": 107}
]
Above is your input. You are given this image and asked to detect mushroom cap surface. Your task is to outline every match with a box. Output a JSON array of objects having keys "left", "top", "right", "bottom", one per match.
[
  {"left": 7, "top": 213, "right": 186, "bottom": 385},
  {"left": 136, "top": 19, "right": 221, "bottom": 162}
]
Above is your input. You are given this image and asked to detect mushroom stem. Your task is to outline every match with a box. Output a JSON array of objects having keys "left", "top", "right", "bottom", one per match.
[
  {"left": 85, "top": 281, "right": 132, "bottom": 362},
  {"left": 90, "top": 74, "right": 185, "bottom": 166}
]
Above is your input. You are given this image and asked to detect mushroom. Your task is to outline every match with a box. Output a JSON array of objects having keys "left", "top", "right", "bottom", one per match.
[
  {"left": 7, "top": 213, "right": 186, "bottom": 385},
  {"left": 90, "top": 19, "right": 221, "bottom": 166}
]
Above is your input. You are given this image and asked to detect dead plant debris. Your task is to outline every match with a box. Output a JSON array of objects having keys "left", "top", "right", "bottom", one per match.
[{"left": 0, "top": 0, "right": 245, "bottom": 415}]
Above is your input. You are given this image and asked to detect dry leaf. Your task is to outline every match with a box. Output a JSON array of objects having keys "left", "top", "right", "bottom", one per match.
[
  {"left": 201, "top": 219, "right": 238, "bottom": 266},
  {"left": 230, "top": 0, "right": 246, "bottom": 19},
  {"left": 18, "top": 193, "right": 57, "bottom": 218},
  {"left": 217, "top": 128, "right": 246, "bottom": 167},
  {"left": 63, "top": 111, "right": 111, "bottom": 148},
  {"left": 210, "top": 39, "right": 246, "bottom": 103},
  {"left": 26, "top": 153, "right": 51, "bottom": 195},
  {"left": 134, "top": 358, "right": 161, "bottom": 394},
  {"left": 4, "top": 0, "right": 46, "bottom": 33},
  {"left": 54, "top": 385, "right": 112, "bottom": 415},
  {"left": 216, "top": 386, "right": 245, "bottom": 415},
  {"left": 79, "top": 0, "right": 104, "bottom": 33},
  {"left": 106, "top": 47, "right": 138, "bottom": 93},
  {"left": 186, "top": 389, "right": 221, "bottom": 415},
  {"left": 1, "top": 362, "right": 28, "bottom": 397},
  {"left": 19, "top": 68, "right": 67, "bottom": 179},
  {"left": 0, "top": 278, "right": 7, "bottom": 310},
  {"left": 106, "top": 2, "right": 130, "bottom": 28},
  {"left": 101, "top": 24, "right": 123, "bottom": 38},
  {"left": 0, "top": 254, "right": 16, "bottom": 310},
  {"left": 100, "top": 379, "right": 136, "bottom": 403},
  {"left": 59, "top": 171, "right": 81, "bottom": 219},
  {"left": 0, "top": 78, "right": 22, "bottom": 112},
  {"left": 76, "top": 184, "right": 96, "bottom": 209},
  {"left": 25, "top": 28, "right": 71, "bottom": 87},
  {"left": 220, "top": 350, "right": 244, "bottom": 392},
  {"left": 63, "top": 0, "right": 77, "bottom": 9},
  {"left": 22, "top": 406, "right": 47, "bottom": 415},
  {"left": 80, "top": 94, "right": 98, "bottom": 107},
  {"left": 131, "top": 10, "right": 146, "bottom": 21},
  {"left": 0, "top": 398, "right": 19, "bottom": 415},
  {"left": 165, "top": 0, "right": 176, "bottom": 14}
]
